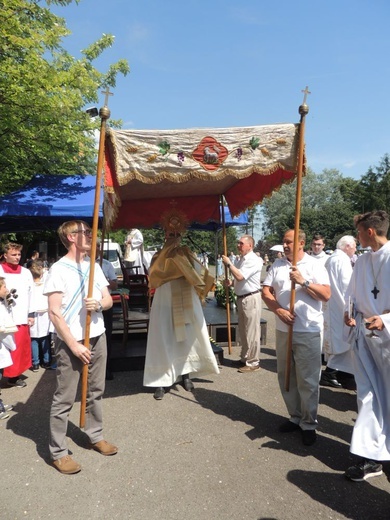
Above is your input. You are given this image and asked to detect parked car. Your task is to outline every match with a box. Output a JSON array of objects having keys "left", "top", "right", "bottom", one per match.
[{"left": 101, "top": 240, "right": 123, "bottom": 278}]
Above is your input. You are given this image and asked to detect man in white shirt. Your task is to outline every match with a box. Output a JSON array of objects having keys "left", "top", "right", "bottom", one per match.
[
  {"left": 44, "top": 220, "right": 116, "bottom": 475},
  {"left": 222, "top": 235, "right": 263, "bottom": 372},
  {"left": 262, "top": 229, "right": 330, "bottom": 446}
]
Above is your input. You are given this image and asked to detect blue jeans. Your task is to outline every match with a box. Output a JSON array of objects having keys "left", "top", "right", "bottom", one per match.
[{"left": 31, "top": 335, "right": 51, "bottom": 366}]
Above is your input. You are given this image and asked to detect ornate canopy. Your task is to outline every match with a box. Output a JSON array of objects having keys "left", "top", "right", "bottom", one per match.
[{"left": 104, "top": 122, "right": 304, "bottom": 230}]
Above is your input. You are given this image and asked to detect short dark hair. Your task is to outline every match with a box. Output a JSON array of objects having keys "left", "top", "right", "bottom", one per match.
[
  {"left": 28, "top": 260, "right": 44, "bottom": 279},
  {"left": 354, "top": 210, "right": 389, "bottom": 236},
  {"left": 312, "top": 233, "right": 325, "bottom": 242}
]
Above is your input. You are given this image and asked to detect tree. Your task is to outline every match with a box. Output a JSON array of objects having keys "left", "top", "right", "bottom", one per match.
[
  {"left": 0, "top": 0, "right": 130, "bottom": 195},
  {"left": 358, "top": 154, "right": 390, "bottom": 215},
  {"left": 261, "top": 168, "right": 359, "bottom": 249}
]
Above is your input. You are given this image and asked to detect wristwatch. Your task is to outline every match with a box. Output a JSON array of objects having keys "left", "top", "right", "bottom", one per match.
[
  {"left": 96, "top": 302, "right": 103, "bottom": 312},
  {"left": 302, "top": 280, "right": 310, "bottom": 289}
]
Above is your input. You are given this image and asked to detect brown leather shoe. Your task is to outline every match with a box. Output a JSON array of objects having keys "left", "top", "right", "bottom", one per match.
[
  {"left": 52, "top": 455, "right": 81, "bottom": 474},
  {"left": 238, "top": 365, "right": 260, "bottom": 373},
  {"left": 90, "top": 440, "right": 118, "bottom": 456}
]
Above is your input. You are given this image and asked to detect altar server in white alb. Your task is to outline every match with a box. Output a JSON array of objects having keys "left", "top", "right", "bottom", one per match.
[{"left": 344, "top": 210, "right": 390, "bottom": 482}]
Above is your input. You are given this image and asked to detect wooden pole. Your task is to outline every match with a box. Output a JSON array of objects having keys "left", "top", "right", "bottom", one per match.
[
  {"left": 79, "top": 89, "right": 112, "bottom": 428},
  {"left": 220, "top": 196, "right": 232, "bottom": 355},
  {"left": 285, "top": 87, "right": 310, "bottom": 391}
]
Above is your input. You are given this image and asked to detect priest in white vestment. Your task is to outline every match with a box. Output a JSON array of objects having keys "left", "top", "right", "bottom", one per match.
[
  {"left": 322, "top": 236, "right": 356, "bottom": 385},
  {"left": 344, "top": 210, "right": 390, "bottom": 482},
  {"left": 143, "top": 209, "right": 219, "bottom": 400}
]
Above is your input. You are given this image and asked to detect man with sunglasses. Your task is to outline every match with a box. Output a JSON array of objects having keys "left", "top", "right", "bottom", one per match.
[
  {"left": 222, "top": 235, "right": 263, "bottom": 372},
  {"left": 44, "top": 220, "right": 117, "bottom": 474}
]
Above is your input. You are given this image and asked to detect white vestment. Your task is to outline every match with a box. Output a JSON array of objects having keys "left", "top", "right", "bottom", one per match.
[
  {"left": 323, "top": 249, "right": 354, "bottom": 373},
  {"left": 124, "top": 229, "right": 145, "bottom": 274},
  {"left": 143, "top": 279, "right": 219, "bottom": 387},
  {"left": 311, "top": 250, "right": 329, "bottom": 267},
  {"left": 0, "top": 302, "right": 17, "bottom": 370},
  {"left": 345, "top": 241, "right": 390, "bottom": 460},
  {"left": 0, "top": 266, "right": 35, "bottom": 324}
]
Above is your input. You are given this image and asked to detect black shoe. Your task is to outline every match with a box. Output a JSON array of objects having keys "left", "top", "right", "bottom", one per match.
[
  {"left": 182, "top": 374, "right": 194, "bottom": 392},
  {"left": 337, "top": 372, "right": 357, "bottom": 390},
  {"left": 345, "top": 459, "right": 383, "bottom": 481},
  {"left": 320, "top": 372, "right": 342, "bottom": 388},
  {"left": 41, "top": 362, "right": 52, "bottom": 369},
  {"left": 31, "top": 364, "right": 39, "bottom": 372},
  {"left": 279, "top": 420, "right": 300, "bottom": 433},
  {"left": 8, "top": 378, "right": 27, "bottom": 388},
  {"left": 230, "top": 360, "right": 245, "bottom": 367},
  {"left": 154, "top": 387, "right": 165, "bottom": 400},
  {"left": 302, "top": 429, "right": 317, "bottom": 446}
]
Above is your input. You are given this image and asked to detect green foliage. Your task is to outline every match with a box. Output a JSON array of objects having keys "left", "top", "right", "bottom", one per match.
[
  {"left": 358, "top": 154, "right": 390, "bottom": 215},
  {"left": 0, "top": 0, "right": 129, "bottom": 195},
  {"left": 158, "top": 141, "right": 171, "bottom": 156},
  {"left": 249, "top": 137, "right": 260, "bottom": 150},
  {"left": 261, "top": 168, "right": 359, "bottom": 249}
]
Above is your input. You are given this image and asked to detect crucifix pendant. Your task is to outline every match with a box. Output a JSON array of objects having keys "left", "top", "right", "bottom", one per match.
[{"left": 372, "top": 286, "right": 380, "bottom": 299}]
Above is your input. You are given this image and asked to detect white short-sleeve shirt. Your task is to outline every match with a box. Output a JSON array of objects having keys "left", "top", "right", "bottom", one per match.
[
  {"left": 233, "top": 251, "right": 263, "bottom": 296},
  {"left": 263, "top": 253, "right": 330, "bottom": 333},
  {"left": 43, "top": 258, "right": 109, "bottom": 341}
]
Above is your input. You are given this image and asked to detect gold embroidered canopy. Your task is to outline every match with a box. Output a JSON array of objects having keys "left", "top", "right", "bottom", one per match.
[{"left": 104, "top": 122, "right": 304, "bottom": 229}]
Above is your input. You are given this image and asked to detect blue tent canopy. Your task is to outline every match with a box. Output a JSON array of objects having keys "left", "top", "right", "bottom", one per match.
[
  {"left": 0, "top": 174, "right": 103, "bottom": 233},
  {"left": 190, "top": 207, "right": 248, "bottom": 231}
]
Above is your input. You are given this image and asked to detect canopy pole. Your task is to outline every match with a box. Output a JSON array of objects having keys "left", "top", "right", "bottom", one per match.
[
  {"left": 80, "top": 88, "right": 112, "bottom": 428},
  {"left": 285, "top": 87, "right": 310, "bottom": 391},
  {"left": 220, "top": 196, "right": 232, "bottom": 355}
]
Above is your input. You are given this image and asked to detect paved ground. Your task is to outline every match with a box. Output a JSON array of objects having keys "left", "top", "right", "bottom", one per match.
[{"left": 1, "top": 302, "right": 390, "bottom": 520}]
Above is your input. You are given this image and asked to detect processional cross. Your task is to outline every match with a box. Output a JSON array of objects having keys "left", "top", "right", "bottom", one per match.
[
  {"left": 301, "top": 86, "right": 311, "bottom": 105},
  {"left": 101, "top": 86, "right": 113, "bottom": 107}
]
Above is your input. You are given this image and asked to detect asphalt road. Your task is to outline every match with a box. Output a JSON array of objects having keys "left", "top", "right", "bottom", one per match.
[{"left": 1, "top": 301, "right": 390, "bottom": 520}]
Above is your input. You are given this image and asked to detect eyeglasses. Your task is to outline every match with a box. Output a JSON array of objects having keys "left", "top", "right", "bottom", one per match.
[
  {"left": 237, "top": 241, "right": 245, "bottom": 245},
  {"left": 71, "top": 229, "right": 92, "bottom": 237}
]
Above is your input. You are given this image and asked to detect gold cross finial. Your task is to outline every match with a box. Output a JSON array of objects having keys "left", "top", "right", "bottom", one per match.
[
  {"left": 101, "top": 87, "right": 113, "bottom": 107},
  {"left": 301, "top": 86, "right": 311, "bottom": 105}
]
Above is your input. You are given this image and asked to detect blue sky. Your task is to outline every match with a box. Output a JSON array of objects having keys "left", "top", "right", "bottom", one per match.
[{"left": 51, "top": 0, "right": 390, "bottom": 181}]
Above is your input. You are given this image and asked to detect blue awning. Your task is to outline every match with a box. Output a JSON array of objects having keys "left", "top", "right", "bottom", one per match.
[{"left": 0, "top": 174, "right": 102, "bottom": 233}]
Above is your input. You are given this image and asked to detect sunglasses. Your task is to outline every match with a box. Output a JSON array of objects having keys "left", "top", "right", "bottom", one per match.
[{"left": 71, "top": 229, "right": 93, "bottom": 237}]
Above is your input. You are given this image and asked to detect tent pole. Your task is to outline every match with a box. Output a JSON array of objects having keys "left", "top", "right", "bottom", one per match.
[
  {"left": 285, "top": 88, "right": 310, "bottom": 391},
  {"left": 79, "top": 89, "right": 112, "bottom": 428},
  {"left": 220, "top": 196, "right": 232, "bottom": 355}
]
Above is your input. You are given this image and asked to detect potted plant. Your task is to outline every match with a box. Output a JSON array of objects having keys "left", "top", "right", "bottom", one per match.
[{"left": 214, "top": 281, "right": 237, "bottom": 308}]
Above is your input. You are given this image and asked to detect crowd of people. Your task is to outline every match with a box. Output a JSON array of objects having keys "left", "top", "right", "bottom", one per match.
[{"left": 1, "top": 210, "right": 389, "bottom": 484}]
